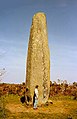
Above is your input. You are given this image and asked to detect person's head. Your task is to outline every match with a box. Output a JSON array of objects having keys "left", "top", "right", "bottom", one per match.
[{"left": 35, "top": 85, "right": 38, "bottom": 88}]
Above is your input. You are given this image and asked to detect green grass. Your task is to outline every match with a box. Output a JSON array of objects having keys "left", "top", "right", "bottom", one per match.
[{"left": 0, "top": 94, "right": 77, "bottom": 119}]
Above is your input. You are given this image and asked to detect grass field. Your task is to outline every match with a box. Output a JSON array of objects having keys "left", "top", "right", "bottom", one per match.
[{"left": 0, "top": 94, "right": 77, "bottom": 119}]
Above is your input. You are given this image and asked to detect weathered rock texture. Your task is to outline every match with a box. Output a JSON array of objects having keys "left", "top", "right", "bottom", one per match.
[{"left": 26, "top": 12, "right": 50, "bottom": 104}]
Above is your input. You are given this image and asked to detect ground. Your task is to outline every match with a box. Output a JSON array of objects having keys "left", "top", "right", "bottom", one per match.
[{"left": 0, "top": 94, "right": 77, "bottom": 119}]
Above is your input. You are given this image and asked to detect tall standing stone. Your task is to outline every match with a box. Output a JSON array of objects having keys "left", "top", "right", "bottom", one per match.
[{"left": 26, "top": 12, "right": 50, "bottom": 104}]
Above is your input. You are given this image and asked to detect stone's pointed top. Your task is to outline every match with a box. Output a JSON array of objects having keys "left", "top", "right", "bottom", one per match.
[
  {"left": 34, "top": 12, "right": 46, "bottom": 16},
  {"left": 33, "top": 12, "right": 46, "bottom": 19},
  {"left": 32, "top": 12, "right": 46, "bottom": 25}
]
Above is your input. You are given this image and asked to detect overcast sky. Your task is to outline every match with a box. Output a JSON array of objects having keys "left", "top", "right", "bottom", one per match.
[{"left": 0, "top": 0, "right": 77, "bottom": 84}]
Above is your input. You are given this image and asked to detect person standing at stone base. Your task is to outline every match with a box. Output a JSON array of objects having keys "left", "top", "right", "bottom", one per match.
[{"left": 33, "top": 85, "right": 39, "bottom": 109}]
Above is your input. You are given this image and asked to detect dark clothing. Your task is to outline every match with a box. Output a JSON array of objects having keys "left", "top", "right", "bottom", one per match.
[
  {"left": 33, "top": 91, "right": 36, "bottom": 105},
  {"left": 20, "top": 96, "right": 25, "bottom": 103}
]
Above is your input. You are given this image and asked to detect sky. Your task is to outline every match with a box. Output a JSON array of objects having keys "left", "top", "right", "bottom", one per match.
[{"left": 0, "top": 0, "right": 77, "bottom": 84}]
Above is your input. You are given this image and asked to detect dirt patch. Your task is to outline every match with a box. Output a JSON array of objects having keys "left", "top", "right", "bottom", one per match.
[
  {"left": 5, "top": 103, "right": 27, "bottom": 113},
  {"left": 5, "top": 103, "right": 41, "bottom": 113},
  {"left": 5, "top": 101, "right": 67, "bottom": 114}
]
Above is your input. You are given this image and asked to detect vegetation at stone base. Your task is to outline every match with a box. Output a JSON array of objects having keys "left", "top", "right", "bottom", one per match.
[
  {"left": 0, "top": 82, "right": 26, "bottom": 96},
  {"left": 0, "top": 81, "right": 77, "bottom": 118},
  {"left": 49, "top": 81, "right": 77, "bottom": 99},
  {"left": 0, "top": 94, "right": 77, "bottom": 119},
  {"left": 0, "top": 81, "right": 77, "bottom": 100}
]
